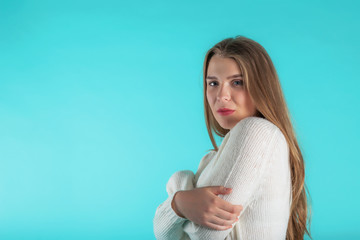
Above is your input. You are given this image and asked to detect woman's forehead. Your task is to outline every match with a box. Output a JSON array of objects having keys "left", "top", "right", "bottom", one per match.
[{"left": 207, "top": 56, "right": 242, "bottom": 77}]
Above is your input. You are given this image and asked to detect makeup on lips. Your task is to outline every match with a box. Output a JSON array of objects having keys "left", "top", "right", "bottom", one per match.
[{"left": 217, "top": 108, "right": 235, "bottom": 116}]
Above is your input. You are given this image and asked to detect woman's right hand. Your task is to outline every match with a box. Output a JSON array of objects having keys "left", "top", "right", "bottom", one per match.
[{"left": 171, "top": 186, "right": 243, "bottom": 230}]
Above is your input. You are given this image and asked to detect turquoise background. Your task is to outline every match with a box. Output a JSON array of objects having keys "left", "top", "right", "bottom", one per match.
[{"left": 1, "top": 0, "right": 359, "bottom": 239}]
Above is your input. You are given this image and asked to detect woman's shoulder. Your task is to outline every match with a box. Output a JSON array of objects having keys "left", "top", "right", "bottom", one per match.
[
  {"left": 232, "top": 116, "right": 278, "bottom": 131},
  {"left": 231, "top": 116, "right": 285, "bottom": 143}
]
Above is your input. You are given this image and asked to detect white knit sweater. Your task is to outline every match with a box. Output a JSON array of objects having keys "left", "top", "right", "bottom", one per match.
[{"left": 153, "top": 117, "right": 292, "bottom": 240}]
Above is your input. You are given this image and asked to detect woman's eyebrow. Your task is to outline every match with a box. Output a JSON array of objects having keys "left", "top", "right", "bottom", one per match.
[{"left": 206, "top": 74, "right": 243, "bottom": 80}]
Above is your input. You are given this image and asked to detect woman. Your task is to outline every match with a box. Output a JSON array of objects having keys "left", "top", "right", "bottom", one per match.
[{"left": 153, "top": 36, "right": 312, "bottom": 240}]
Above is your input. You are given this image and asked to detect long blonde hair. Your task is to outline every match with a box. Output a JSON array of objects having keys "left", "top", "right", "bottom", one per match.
[{"left": 202, "top": 36, "right": 312, "bottom": 240}]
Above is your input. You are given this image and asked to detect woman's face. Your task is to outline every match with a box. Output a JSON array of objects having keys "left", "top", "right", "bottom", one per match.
[{"left": 206, "top": 54, "right": 257, "bottom": 130}]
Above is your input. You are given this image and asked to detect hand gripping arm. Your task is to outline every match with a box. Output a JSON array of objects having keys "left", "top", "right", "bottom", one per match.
[
  {"left": 153, "top": 150, "right": 214, "bottom": 240},
  {"left": 183, "top": 117, "right": 283, "bottom": 240}
]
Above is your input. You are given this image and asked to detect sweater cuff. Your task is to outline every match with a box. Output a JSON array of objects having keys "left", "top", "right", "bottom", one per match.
[{"left": 164, "top": 192, "right": 188, "bottom": 224}]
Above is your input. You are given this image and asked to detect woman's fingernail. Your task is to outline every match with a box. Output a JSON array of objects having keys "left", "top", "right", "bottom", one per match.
[{"left": 237, "top": 215, "right": 240, "bottom": 219}]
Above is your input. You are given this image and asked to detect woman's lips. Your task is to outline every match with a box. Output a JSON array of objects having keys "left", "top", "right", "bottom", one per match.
[{"left": 217, "top": 110, "right": 235, "bottom": 116}]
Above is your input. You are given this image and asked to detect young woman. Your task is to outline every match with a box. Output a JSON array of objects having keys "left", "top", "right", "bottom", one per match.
[{"left": 153, "top": 36, "right": 312, "bottom": 240}]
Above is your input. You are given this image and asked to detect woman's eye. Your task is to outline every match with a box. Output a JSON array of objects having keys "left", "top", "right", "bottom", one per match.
[
  {"left": 234, "top": 80, "right": 244, "bottom": 86},
  {"left": 208, "top": 80, "right": 243, "bottom": 87}
]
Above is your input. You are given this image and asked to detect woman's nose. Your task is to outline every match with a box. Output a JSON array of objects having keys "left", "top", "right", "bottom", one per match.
[{"left": 217, "top": 85, "right": 231, "bottom": 101}]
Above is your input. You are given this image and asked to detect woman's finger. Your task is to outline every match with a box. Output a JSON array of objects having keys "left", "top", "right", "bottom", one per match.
[
  {"left": 204, "top": 220, "right": 233, "bottom": 231},
  {"left": 213, "top": 206, "right": 239, "bottom": 223},
  {"left": 207, "top": 213, "right": 237, "bottom": 228},
  {"left": 217, "top": 199, "right": 243, "bottom": 216}
]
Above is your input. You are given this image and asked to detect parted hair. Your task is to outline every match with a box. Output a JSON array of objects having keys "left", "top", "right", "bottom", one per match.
[{"left": 202, "top": 36, "right": 312, "bottom": 240}]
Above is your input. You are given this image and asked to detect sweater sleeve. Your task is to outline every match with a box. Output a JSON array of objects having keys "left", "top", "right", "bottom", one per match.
[
  {"left": 153, "top": 170, "right": 195, "bottom": 240},
  {"left": 183, "top": 117, "right": 283, "bottom": 240},
  {"left": 153, "top": 151, "right": 216, "bottom": 240}
]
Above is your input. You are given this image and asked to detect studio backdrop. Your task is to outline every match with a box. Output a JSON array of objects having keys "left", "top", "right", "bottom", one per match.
[{"left": 0, "top": 0, "right": 359, "bottom": 239}]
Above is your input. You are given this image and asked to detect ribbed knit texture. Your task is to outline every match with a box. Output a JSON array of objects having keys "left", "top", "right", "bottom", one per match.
[{"left": 153, "top": 117, "right": 292, "bottom": 240}]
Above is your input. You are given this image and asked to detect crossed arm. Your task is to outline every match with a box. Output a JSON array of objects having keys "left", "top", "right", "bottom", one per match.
[
  {"left": 153, "top": 117, "right": 283, "bottom": 240},
  {"left": 153, "top": 169, "right": 196, "bottom": 240}
]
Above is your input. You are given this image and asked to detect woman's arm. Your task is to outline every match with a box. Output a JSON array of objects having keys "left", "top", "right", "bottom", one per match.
[
  {"left": 153, "top": 170, "right": 195, "bottom": 240},
  {"left": 153, "top": 150, "right": 217, "bottom": 239},
  {"left": 183, "top": 117, "right": 285, "bottom": 240}
]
